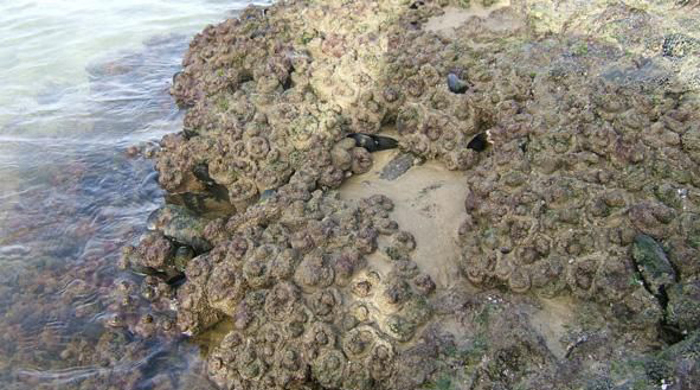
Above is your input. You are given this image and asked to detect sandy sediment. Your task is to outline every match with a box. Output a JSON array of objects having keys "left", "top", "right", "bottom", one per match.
[{"left": 340, "top": 148, "right": 467, "bottom": 289}]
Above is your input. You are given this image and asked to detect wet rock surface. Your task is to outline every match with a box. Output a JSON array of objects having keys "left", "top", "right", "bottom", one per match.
[
  {"left": 380, "top": 153, "right": 415, "bottom": 181},
  {"left": 129, "top": 0, "right": 700, "bottom": 389}
]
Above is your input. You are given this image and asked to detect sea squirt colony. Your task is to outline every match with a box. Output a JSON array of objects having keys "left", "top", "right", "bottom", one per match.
[{"left": 121, "top": 0, "right": 700, "bottom": 389}]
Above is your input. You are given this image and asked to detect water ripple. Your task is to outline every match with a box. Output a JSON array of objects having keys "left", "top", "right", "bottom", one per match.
[{"left": 0, "top": 2, "right": 263, "bottom": 388}]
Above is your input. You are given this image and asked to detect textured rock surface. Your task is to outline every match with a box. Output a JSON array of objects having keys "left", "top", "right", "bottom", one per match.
[
  {"left": 198, "top": 191, "right": 436, "bottom": 390},
  {"left": 128, "top": 0, "right": 700, "bottom": 389}
]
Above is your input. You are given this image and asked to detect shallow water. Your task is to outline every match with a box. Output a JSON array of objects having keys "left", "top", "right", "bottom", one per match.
[{"left": 0, "top": 1, "right": 268, "bottom": 388}]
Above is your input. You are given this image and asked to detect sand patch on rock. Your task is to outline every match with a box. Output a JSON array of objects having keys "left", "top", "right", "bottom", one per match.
[
  {"left": 340, "top": 148, "right": 467, "bottom": 289},
  {"left": 527, "top": 296, "right": 577, "bottom": 359},
  {"left": 424, "top": 2, "right": 516, "bottom": 38}
]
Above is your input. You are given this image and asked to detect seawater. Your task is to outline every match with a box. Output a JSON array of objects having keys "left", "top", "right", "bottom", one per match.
[{"left": 0, "top": 1, "right": 268, "bottom": 388}]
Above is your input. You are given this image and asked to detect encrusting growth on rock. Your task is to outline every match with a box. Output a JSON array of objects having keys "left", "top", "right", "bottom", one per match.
[{"left": 121, "top": 0, "right": 700, "bottom": 389}]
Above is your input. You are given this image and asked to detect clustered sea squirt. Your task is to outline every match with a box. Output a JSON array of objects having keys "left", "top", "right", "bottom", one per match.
[{"left": 123, "top": 0, "right": 700, "bottom": 389}]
